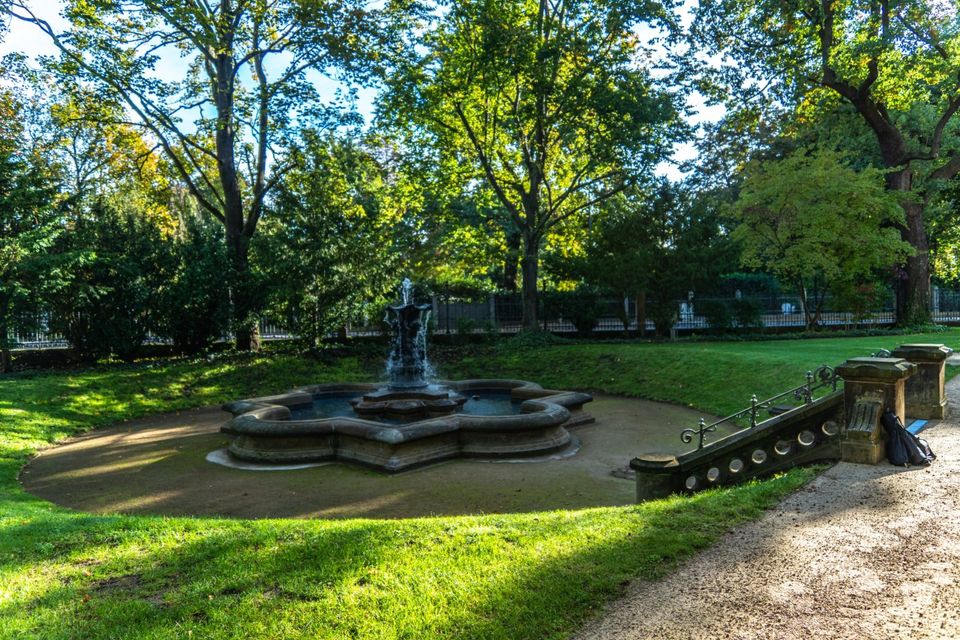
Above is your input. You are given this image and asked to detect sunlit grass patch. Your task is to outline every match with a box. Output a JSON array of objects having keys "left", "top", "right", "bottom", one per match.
[{"left": 1, "top": 330, "right": 956, "bottom": 638}]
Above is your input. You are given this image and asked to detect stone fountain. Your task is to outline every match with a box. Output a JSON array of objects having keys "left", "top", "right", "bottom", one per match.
[
  {"left": 220, "top": 280, "right": 593, "bottom": 472},
  {"left": 351, "top": 278, "right": 468, "bottom": 421}
]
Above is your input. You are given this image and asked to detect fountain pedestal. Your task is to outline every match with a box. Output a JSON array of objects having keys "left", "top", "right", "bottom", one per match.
[
  {"left": 385, "top": 279, "right": 433, "bottom": 390},
  {"left": 351, "top": 386, "right": 467, "bottom": 421}
]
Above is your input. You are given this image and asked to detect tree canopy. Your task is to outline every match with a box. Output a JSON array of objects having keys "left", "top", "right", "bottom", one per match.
[
  {"left": 732, "top": 148, "right": 912, "bottom": 327},
  {"left": 6, "top": 0, "right": 385, "bottom": 347},
  {"left": 689, "top": 0, "right": 960, "bottom": 324},
  {"left": 383, "top": 0, "right": 683, "bottom": 329}
]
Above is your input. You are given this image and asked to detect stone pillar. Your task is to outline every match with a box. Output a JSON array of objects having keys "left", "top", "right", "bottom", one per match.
[
  {"left": 630, "top": 454, "right": 681, "bottom": 501},
  {"left": 835, "top": 357, "right": 916, "bottom": 465},
  {"left": 891, "top": 344, "right": 953, "bottom": 419}
]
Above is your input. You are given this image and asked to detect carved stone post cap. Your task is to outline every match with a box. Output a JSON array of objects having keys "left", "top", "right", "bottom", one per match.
[
  {"left": 892, "top": 343, "right": 953, "bottom": 362},
  {"left": 836, "top": 357, "right": 917, "bottom": 382},
  {"left": 630, "top": 453, "right": 680, "bottom": 473}
]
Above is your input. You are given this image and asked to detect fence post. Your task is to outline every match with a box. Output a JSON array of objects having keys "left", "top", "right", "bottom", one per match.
[
  {"left": 836, "top": 357, "right": 916, "bottom": 464},
  {"left": 630, "top": 454, "right": 681, "bottom": 501},
  {"left": 891, "top": 343, "right": 953, "bottom": 419}
]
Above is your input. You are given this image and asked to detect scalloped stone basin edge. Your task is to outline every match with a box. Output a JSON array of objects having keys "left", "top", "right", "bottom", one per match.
[{"left": 221, "top": 379, "right": 594, "bottom": 473}]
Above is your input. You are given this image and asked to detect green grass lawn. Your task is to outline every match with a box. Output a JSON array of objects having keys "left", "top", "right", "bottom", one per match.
[
  {"left": 2, "top": 329, "right": 956, "bottom": 639},
  {"left": 440, "top": 331, "right": 960, "bottom": 416}
]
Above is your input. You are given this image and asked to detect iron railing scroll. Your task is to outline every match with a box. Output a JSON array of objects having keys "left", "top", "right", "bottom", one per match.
[{"left": 681, "top": 364, "right": 840, "bottom": 450}]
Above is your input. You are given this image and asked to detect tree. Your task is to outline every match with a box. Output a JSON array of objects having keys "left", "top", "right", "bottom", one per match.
[
  {"left": 554, "top": 185, "right": 665, "bottom": 334},
  {"left": 45, "top": 200, "right": 171, "bottom": 362},
  {"left": 383, "top": 0, "right": 682, "bottom": 330},
  {"left": 256, "top": 133, "right": 400, "bottom": 345},
  {"left": 553, "top": 182, "right": 737, "bottom": 336},
  {"left": 732, "top": 148, "right": 911, "bottom": 328},
  {"left": 6, "top": 0, "right": 381, "bottom": 348},
  {"left": 691, "top": 0, "right": 960, "bottom": 325},
  {"left": 0, "top": 89, "right": 61, "bottom": 372}
]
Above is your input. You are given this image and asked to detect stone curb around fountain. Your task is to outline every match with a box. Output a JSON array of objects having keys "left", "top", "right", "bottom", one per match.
[{"left": 220, "top": 379, "right": 594, "bottom": 473}]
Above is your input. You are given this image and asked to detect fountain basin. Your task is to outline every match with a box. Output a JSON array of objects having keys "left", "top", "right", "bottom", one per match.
[{"left": 221, "top": 379, "right": 593, "bottom": 472}]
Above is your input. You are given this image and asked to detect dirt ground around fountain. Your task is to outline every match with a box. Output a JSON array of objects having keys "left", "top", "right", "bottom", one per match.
[{"left": 19, "top": 395, "right": 727, "bottom": 520}]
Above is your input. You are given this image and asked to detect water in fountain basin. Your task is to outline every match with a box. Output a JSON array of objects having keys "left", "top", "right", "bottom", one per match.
[{"left": 288, "top": 391, "right": 523, "bottom": 423}]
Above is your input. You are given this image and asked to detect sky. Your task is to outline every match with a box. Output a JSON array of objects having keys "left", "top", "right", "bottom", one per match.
[{"left": 0, "top": 1, "right": 723, "bottom": 182}]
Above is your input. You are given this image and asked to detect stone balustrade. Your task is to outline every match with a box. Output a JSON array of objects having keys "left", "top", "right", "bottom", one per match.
[
  {"left": 630, "top": 343, "right": 952, "bottom": 501},
  {"left": 835, "top": 357, "right": 916, "bottom": 465}
]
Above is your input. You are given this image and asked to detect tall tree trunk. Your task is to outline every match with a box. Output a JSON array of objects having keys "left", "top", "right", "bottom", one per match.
[
  {"left": 215, "top": 50, "right": 259, "bottom": 351},
  {"left": 895, "top": 199, "right": 931, "bottom": 326},
  {"left": 797, "top": 279, "right": 813, "bottom": 330},
  {"left": 227, "top": 231, "right": 260, "bottom": 351},
  {"left": 884, "top": 158, "right": 931, "bottom": 326},
  {"left": 520, "top": 233, "right": 540, "bottom": 331},
  {"left": 635, "top": 290, "right": 647, "bottom": 338}
]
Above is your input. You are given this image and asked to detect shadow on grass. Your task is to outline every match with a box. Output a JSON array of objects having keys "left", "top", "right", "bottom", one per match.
[{"left": 0, "top": 470, "right": 817, "bottom": 640}]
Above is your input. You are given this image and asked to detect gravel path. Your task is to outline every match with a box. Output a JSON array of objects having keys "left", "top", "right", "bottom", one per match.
[{"left": 575, "top": 377, "right": 960, "bottom": 640}]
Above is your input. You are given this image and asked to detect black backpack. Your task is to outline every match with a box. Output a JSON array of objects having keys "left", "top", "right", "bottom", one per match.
[{"left": 881, "top": 409, "right": 935, "bottom": 466}]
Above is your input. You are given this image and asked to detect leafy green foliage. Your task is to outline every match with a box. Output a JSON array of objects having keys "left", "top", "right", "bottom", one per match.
[
  {"left": 699, "top": 300, "right": 732, "bottom": 334},
  {"left": 543, "top": 286, "right": 603, "bottom": 337},
  {"left": 6, "top": 0, "right": 391, "bottom": 349},
  {"left": 154, "top": 214, "right": 232, "bottom": 355},
  {"left": 0, "top": 88, "right": 61, "bottom": 371},
  {"left": 45, "top": 202, "right": 168, "bottom": 362},
  {"left": 689, "top": 0, "right": 960, "bottom": 323},
  {"left": 730, "top": 298, "right": 763, "bottom": 330},
  {"left": 257, "top": 134, "right": 399, "bottom": 344},
  {"left": 553, "top": 184, "right": 738, "bottom": 335},
  {"left": 732, "top": 148, "right": 911, "bottom": 328},
  {"left": 383, "top": 0, "right": 683, "bottom": 327}
]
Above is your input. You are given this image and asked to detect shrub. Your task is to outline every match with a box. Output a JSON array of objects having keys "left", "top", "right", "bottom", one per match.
[
  {"left": 731, "top": 298, "right": 762, "bottom": 330},
  {"left": 456, "top": 316, "right": 477, "bottom": 338},
  {"left": 648, "top": 298, "right": 678, "bottom": 337},
  {"left": 831, "top": 281, "right": 887, "bottom": 327},
  {"left": 46, "top": 203, "right": 165, "bottom": 362},
  {"left": 699, "top": 300, "right": 732, "bottom": 333},
  {"left": 154, "top": 216, "right": 232, "bottom": 355},
  {"left": 543, "top": 287, "right": 602, "bottom": 337}
]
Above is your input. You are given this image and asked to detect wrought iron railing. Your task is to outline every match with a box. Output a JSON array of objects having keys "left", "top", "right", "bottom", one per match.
[{"left": 681, "top": 365, "right": 840, "bottom": 450}]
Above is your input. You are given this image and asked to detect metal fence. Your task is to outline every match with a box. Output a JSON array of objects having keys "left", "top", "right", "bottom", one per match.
[
  {"left": 8, "top": 315, "right": 69, "bottom": 350},
  {"left": 432, "top": 292, "right": 899, "bottom": 335},
  {"left": 9, "top": 286, "right": 960, "bottom": 350}
]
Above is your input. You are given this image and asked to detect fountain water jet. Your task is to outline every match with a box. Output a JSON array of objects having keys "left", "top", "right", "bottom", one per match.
[
  {"left": 385, "top": 278, "right": 433, "bottom": 389},
  {"left": 352, "top": 278, "right": 467, "bottom": 421}
]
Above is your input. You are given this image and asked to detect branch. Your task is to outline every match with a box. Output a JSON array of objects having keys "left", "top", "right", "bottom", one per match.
[
  {"left": 539, "top": 180, "right": 630, "bottom": 237},
  {"left": 453, "top": 101, "right": 523, "bottom": 226},
  {"left": 928, "top": 153, "right": 960, "bottom": 183},
  {"left": 6, "top": 4, "right": 227, "bottom": 221},
  {"left": 143, "top": 0, "right": 217, "bottom": 63},
  {"left": 930, "top": 94, "right": 960, "bottom": 156},
  {"left": 246, "top": 18, "right": 271, "bottom": 237}
]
